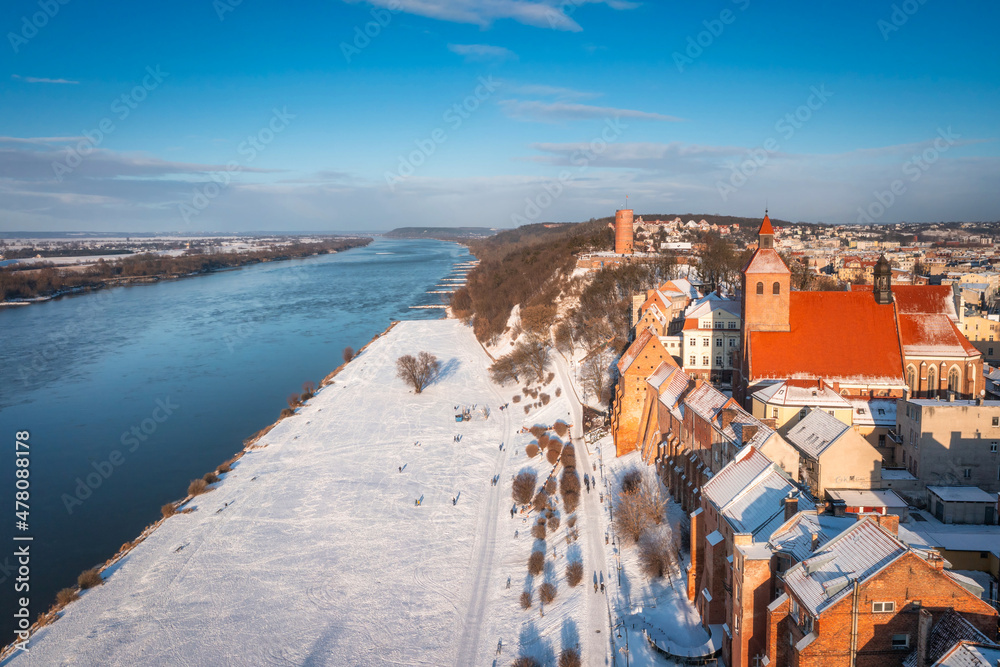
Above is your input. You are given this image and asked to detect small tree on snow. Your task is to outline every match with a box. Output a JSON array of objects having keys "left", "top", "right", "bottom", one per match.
[{"left": 395, "top": 352, "right": 441, "bottom": 394}]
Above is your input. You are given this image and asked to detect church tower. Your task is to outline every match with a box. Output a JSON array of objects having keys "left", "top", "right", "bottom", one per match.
[
  {"left": 737, "top": 214, "right": 791, "bottom": 404},
  {"left": 873, "top": 254, "right": 893, "bottom": 305}
]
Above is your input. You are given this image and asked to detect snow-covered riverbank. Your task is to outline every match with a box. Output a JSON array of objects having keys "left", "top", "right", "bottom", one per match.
[{"left": 3, "top": 319, "right": 617, "bottom": 666}]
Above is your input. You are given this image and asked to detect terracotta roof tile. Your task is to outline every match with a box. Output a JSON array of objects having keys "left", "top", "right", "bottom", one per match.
[{"left": 748, "top": 292, "right": 905, "bottom": 385}]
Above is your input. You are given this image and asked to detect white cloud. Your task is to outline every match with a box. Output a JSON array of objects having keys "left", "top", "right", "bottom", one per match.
[
  {"left": 447, "top": 43, "right": 518, "bottom": 62},
  {"left": 11, "top": 75, "right": 79, "bottom": 84},
  {"left": 506, "top": 83, "right": 600, "bottom": 100},
  {"left": 500, "top": 99, "right": 684, "bottom": 123},
  {"left": 346, "top": 0, "right": 638, "bottom": 32}
]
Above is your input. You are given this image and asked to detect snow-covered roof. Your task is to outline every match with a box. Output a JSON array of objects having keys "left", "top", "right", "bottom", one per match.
[
  {"left": 782, "top": 518, "right": 907, "bottom": 616},
  {"left": 684, "top": 292, "right": 740, "bottom": 322},
  {"left": 927, "top": 486, "right": 998, "bottom": 503},
  {"left": 768, "top": 512, "right": 856, "bottom": 562},
  {"left": 825, "top": 489, "right": 907, "bottom": 509},
  {"left": 902, "top": 611, "right": 995, "bottom": 667},
  {"left": 848, "top": 399, "right": 896, "bottom": 427},
  {"left": 701, "top": 447, "right": 773, "bottom": 510},
  {"left": 932, "top": 641, "right": 1000, "bottom": 667},
  {"left": 784, "top": 409, "right": 852, "bottom": 460},
  {"left": 753, "top": 379, "right": 851, "bottom": 409}
]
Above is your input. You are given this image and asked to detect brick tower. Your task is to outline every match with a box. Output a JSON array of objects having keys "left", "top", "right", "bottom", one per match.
[
  {"left": 615, "top": 208, "right": 634, "bottom": 254},
  {"left": 737, "top": 213, "right": 791, "bottom": 403}
]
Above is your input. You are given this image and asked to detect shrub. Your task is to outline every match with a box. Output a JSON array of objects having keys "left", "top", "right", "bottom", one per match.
[
  {"left": 396, "top": 352, "right": 441, "bottom": 393},
  {"left": 563, "top": 490, "right": 580, "bottom": 514},
  {"left": 77, "top": 568, "right": 102, "bottom": 590},
  {"left": 203, "top": 471, "right": 219, "bottom": 484},
  {"left": 553, "top": 421, "right": 569, "bottom": 437},
  {"left": 217, "top": 452, "right": 242, "bottom": 473},
  {"left": 537, "top": 434, "right": 550, "bottom": 450},
  {"left": 562, "top": 453, "right": 576, "bottom": 470},
  {"left": 524, "top": 406, "right": 530, "bottom": 414},
  {"left": 560, "top": 469, "right": 581, "bottom": 496},
  {"left": 532, "top": 520, "right": 547, "bottom": 540},
  {"left": 559, "top": 648, "right": 581, "bottom": 667},
  {"left": 519, "top": 590, "right": 533, "bottom": 609},
  {"left": 544, "top": 477, "right": 557, "bottom": 495},
  {"left": 280, "top": 408, "right": 294, "bottom": 418},
  {"left": 342, "top": 346, "right": 354, "bottom": 363},
  {"left": 540, "top": 393, "right": 550, "bottom": 405},
  {"left": 161, "top": 503, "right": 177, "bottom": 518},
  {"left": 532, "top": 490, "right": 548, "bottom": 513},
  {"left": 566, "top": 561, "right": 583, "bottom": 587},
  {"left": 188, "top": 479, "right": 208, "bottom": 496},
  {"left": 529, "top": 425, "right": 546, "bottom": 438},
  {"left": 514, "top": 657, "right": 541, "bottom": 667},
  {"left": 547, "top": 515, "right": 560, "bottom": 534},
  {"left": 639, "top": 525, "right": 677, "bottom": 578},
  {"left": 621, "top": 468, "right": 642, "bottom": 495},
  {"left": 56, "top": 588, "right": 79, "bottom": 606},
  {"left": 301, "top": 381, "right": 316, "bottom": 401},
  {"left": 555, "top": 387, "right": 562, "bottom": 397},
  {"left": 512, "top": 394, "right": 521, "bottom": 403},
  {"left": 546, "top": 372, "right": 555, "bottom": 384},
  {"left": 525, "top": 443, "right": 539, "bottom": 458},
  {"left": 567, "top": 515, "right": 577, "bottom": 528},
  {"left": 539, "top": 582, "right": 557, "bottom": 604},
  {"left": 546, "top": 447, "right": 560, "bottom": 465},
  {"left": 512, "top": 470, "right": 537, "bottom": 505},
  {"left": 287, "top": 393, "right": 301, "bottom": 409},
  {"left": 528, "top": 550, "right": 545, "bottom": 576}
]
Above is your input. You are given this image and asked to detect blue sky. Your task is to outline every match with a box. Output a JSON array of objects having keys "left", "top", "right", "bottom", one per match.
[{"left": 1, "top": 0, "right": 998, "bottom": 231}]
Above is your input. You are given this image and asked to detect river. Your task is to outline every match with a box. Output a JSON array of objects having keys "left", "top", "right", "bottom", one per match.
[{"left": 0, "top": 237, "right": 470, "bottom": 642}]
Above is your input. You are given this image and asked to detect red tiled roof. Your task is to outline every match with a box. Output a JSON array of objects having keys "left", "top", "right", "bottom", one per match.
[
  {"left": 749, "top": 292, "right": 905, "bottom": 385},
  {"left": 759, "top": 215, "right": 774, "bottom": 235},
  {"left": 850, "top": 284, "right": 956, "bottom": 317},
  {"left": 743, "top": 247, "right": 790, "bottom": 275},
  {"left": 898, "top": 314, "right": 979, "bottom": 357}
]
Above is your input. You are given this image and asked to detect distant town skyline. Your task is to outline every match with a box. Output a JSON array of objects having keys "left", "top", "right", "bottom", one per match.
[{"left": 1, "top": 0, "right": 998, "bottom": 231}]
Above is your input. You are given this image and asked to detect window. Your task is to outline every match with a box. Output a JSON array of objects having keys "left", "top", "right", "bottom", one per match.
[
  {"left": 689, "top": 356, "right": 696, "bottom": 365},
  {"left": 772, "top": 408, "right": 778, "bottom": 419},
  {"left": 993, "top": 417, "right": 999, "bottom": 427},
  {"left": 773, "top": 281, "right": 780, "bottom": 295},
  {"left": 756, "top": 282, "right": 764, "bottom": 295},
  {"left": 872, "top": 601, "right": 895, "bottom": 613},
  {"left": 703, "top": 356, "right": 709, "bottom": 366},
  {"left": 728, "top": 321, "right": 737, "bottom": 329},
  {"left": 716, "top": 338, "right": 722, "bottom": 347},
  {"left": 926, "top": 366, "right": 936, "bottom": 397},
  {"left": 729, "top": 338, "right": 736, "bottom": 347},
  {"left": 907, "top": 366, "right": 917, "bottom": 394},
  {"left": 991, "top": 442, "right": 998, "bottom": 453},
  {"left": 948, "top": 367, "right": 960, "bottom": 393},
  {"left": 879, "top": 435, "right": 886, "bottom": 447},
  {"left": 892, "top": 634, "right": 910, "bottom": 650},
  {"left": 703, "top": 338, "right": 709, "bottom": 347},
  {"left": 964, "top": 468, "right": 972, "bottom": 479},
  {"left": 716, "top": 356, "right": 723, "bottom": 367}
]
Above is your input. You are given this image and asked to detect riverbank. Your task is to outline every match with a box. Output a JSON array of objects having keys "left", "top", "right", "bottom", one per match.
[{"left": 0, "top": 237, "right": 372, "bottom": 307}]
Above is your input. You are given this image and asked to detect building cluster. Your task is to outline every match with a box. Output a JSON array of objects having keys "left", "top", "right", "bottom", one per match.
[{"left": 608, "top": 216, "right": 1000, "bottom": 666}]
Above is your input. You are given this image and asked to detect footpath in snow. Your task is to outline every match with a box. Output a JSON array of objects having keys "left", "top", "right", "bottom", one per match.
[{"left": 3, "top": 319, "right": 621, "bottom": 667}]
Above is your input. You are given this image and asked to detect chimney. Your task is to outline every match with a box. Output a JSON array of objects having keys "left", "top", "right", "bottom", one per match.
[
  {"left": 811, "top": 532, "right": 820, "bottom": 551},
  {"left": 784, "top": 493, "right": 799, "bottom": 521},
  {"left": 721, "top": 408, "right": 739, "bottom": 430},
  {"left": 857, "top": 512, "right": 899, "bottom": 537},
  {"left": 916, "top": 608, "right": 933, "bottom": 667},
  {"left": 741, "top": 424, "right": 759, "bottom": 443}
]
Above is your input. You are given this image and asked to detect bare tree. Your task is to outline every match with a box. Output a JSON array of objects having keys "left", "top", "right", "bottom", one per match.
[
  {"left": 343, "top": 347, "right": 355, "bottom": 363},
  {"left": 614, "top": 471, "right": 666, "bottom": 543},
  {"left": 489, "top": 354, "right": 519, "bottom": 385},
  {"left": 395, "top": 352, "right": 441, "bottom": 394},
  {"left": 554, "top": 320, "right": 574, "bottom": 355},
  {"left": 514, "top": 337, "right": 551, "bottom": 384},
  {"left": 580, "top": 346, "right": 615, "bottom": 404},
  {"left": 638, "top": 524, "right": 677, "bottom": 578}
]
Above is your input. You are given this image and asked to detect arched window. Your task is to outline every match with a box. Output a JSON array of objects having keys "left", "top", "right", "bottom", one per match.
[
  {"left": 907, "top": 366, "right": 917, "bottom": 394},
  {"left": 773, "top": 282, "right": 780, "bottom": 295},
  {"left": 948, "top": 367, "right": 960, "bottom": 393},
  {"left": 926, "top": 366, "right": 936, "bottom": 398},
  {"left": 756, "top": 282, "right": 764, "bottom": 295}
]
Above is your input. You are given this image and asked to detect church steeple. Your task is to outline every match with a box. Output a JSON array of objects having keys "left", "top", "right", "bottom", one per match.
[
  {"left": 758, "top": 213, "right": 775, "bottom": 249},
  {"left": 873, "top": 254, "right": 893, "bottom": 305}
]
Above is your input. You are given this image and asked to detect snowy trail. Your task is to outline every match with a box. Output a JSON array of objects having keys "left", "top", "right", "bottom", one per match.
[
  {"left": 552, "top": 349, "right": 611, "bottom": 667},
  {"left": 454, "top": 382, "right": 512, "bottom": 667}
]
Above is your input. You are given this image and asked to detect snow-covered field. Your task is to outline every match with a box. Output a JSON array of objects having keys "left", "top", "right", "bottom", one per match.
[{"left": 3, "top": 320, "right": 620, "bottom": 667}]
